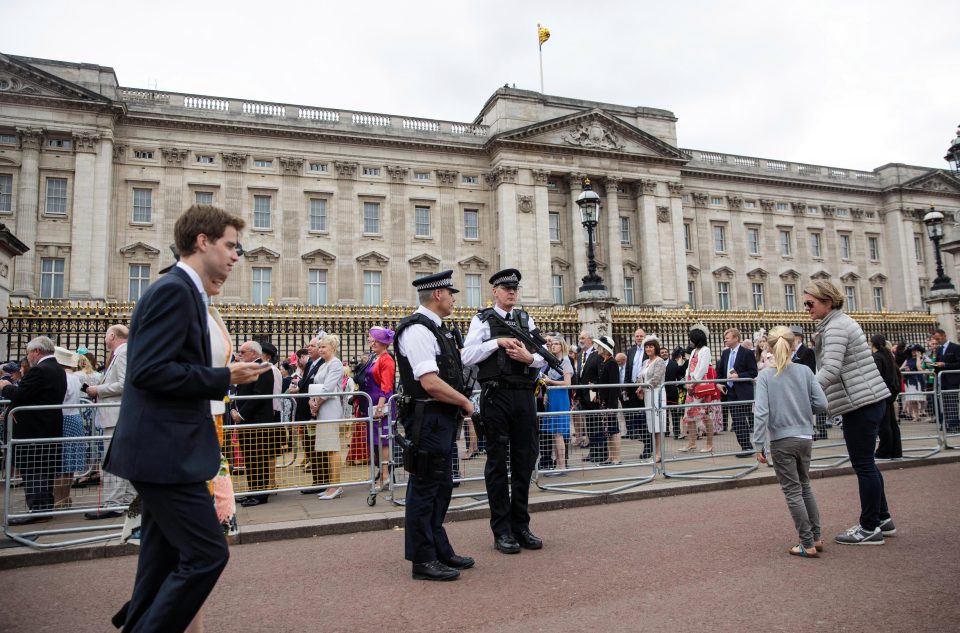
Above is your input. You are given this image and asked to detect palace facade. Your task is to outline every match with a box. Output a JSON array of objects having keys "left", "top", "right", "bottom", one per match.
[{"left": 1, "top": 52, "right": 958, "bottom": 311}]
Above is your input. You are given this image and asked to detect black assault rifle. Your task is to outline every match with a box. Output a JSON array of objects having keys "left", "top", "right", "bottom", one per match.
[{"left": 478, "top": 310, "right": 565, "bottom": 374}]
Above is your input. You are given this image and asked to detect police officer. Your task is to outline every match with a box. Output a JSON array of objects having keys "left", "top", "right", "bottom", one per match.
[
  {"left": 395, "top": 270, "right": 475, "bottom": 581},
  {"left": 462, "top": 268, "right": 547, "bottom": 554}
]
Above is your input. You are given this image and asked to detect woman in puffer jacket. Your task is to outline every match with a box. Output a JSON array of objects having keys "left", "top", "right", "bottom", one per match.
[{"left": 802, "top": 280, "right": 896, "bottom": 547}]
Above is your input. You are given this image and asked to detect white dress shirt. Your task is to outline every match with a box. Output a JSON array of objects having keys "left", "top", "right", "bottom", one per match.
[
  {"left": 461, "top": 305, "right": 546, "bottom": 369},
  {"left": 398, "top": 305, "right": 444, "bottom": 380}
]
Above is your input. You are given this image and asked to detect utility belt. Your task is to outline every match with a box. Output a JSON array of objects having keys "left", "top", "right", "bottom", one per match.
[
  {"left": 478, "top": 378, "right": 534, "bottom": 391},
  {"left": 395, "top": 397, "right": 458, "bottom": 480}
]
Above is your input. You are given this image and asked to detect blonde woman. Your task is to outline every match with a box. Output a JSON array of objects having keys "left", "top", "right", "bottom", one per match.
[
  {"left": 754, "top": 330, "right": 775, "bottom": 371},
  {"left": 753, "top": 326, "right": 829, "bottom": 557},
  {"left": 309, "top": 334, "right": 345, "bottom": 500}
]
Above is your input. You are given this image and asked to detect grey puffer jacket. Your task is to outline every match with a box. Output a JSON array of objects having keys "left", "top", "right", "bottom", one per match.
[{"left": 813, "top": 309, "right": 890, "bottom": 415}]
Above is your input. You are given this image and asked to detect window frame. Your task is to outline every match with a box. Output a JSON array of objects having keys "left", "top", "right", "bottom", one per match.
[
  {"left": 463, "top": 208, "right": 479, "bottom": 240},
  {"left": 746, "top": 227, "right": 760, "bottom": 256},
  {"left": 362, "top": 270, "right": 382, "bottom": 305},
  {"left": 252, "top": 267, "right": 272, "bottom": 305},
  {"left": 363, "top": 201, "right": 382, "bottom": 235},
  {"left": 253, "top": 194, "right": 272, "bottom": 230},
  {"left": 717, "top": 281, "right": 731, "bottom": 310},
  {"left": 128, "top": 263, "right": 151, "bottom": 301},
  {"left": 779, "top": 229, "right": 792, "bottom": 257},
  {"left": 132, "top": 187, "right": 153, "bottom": 224},
  {"left": 465, "top": 273, "right": 482, "bottom": 308},
  {"left": 414, "top": 205, "right": 431, "bottom": 238},
  {"left": 44, "top": 176, "right": 69, "bottom": 216},
  {"left": 309, "top": 198, "right": 328, "bottom": 233},
  {"left": 713, "top": 224, "right": 727, "bottom": 253},
  {"left": 0, "top": 173, "right": 13, "bottom": 213},
  {"left": 39, "top": 257, "right": 66, "bottom": 299},
  {"left": 551, "top": 274, "right": 564, "bottom": 305},
  {"left": 308, "top": 268, "right": 328, "bottom": 305}
]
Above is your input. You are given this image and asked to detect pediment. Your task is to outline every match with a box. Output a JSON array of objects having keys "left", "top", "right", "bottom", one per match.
[
  {"left": 0, "top": 54, "right": 115, "bottom": 104},
  {"left": 301, "top": 248, "right": 336, "bottom": 264},
  {"left": 245, "top": 246, "right": 280, "bottom": 263},
  {"left": 687, "top": 265, "right": 700, "bottom": 277},
  {"left": 810, "top": 270, "right": 831, "bottom": 280},
  {"left": 408, "top": 253, "right": 440, "bottom": 269},
  {"left": 779, "top": 268, "right": 801, "bottom": 281},
  {"left": 491, "top": 109, "right": 688, "bottom": 161},
  {"left": 623, "top": 258, "right": 640, "bottom": 272},
  {"left": 901, "top": 170, "right": 960, "bottom": 194},
  {"left": 869, "top": 273, "right": 888, "bottom": 284},
  {"left": 712, "top": 266, "right": 736, "bottom": 279},
  {"left": 457, "top": 255, "right": 490, "bottom": 271},
  {"left": 746, "top": 267, "right": 769, "bottom": 280},
  {"left": 119, "top": 241, "right": 161, "bottom": 259},
  {"left": 0, "top": 156, "right": 19, "bottom": 167},
  {"left": 840, "top": 272, "right": 860, "bottom": 283},
  {"left": 552, "top": 257, "right": 572, "bottom": 272},
  {"left": 356, "top": 250, "right": 389, "bottom": 266}
]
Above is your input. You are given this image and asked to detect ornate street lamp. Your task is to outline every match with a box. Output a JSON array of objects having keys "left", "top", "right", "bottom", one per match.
[
  {"left": 945, "top": 125, "right": 960, "bottom": 178},
  {"left": 576, "top": 178, "right": 606, "bottom": 293},
  {"left": 923, "top": 206, "right": 955, "bottom": 292}
]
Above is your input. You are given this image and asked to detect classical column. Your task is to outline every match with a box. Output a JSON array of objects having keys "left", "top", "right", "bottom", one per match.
[
  {"left": 435, "top": 168, "right": 459, "bottom": 264},
  {"left": 634, "top": 179, "right": 663, "bottom": 306},
  {"left": 89, "top": 135, "right": 114, "bottom": 300},
  {"left": 532, "top": 168, "right": 552, "bottom": 304},
  {"left": 879, "top": 207, "right": 920, "bottom": 310},
  {"left": 568, "top": 173, "right": 587, "bottom": 293},
  {"left": 12, "top": 128, "right": 43, "bottom": 298},
  {"left": 386, "top": 165, "right": 410, "bottom": 299},
  {"left": 667, "top": 181, "right": 686, "bottom": 307},
  {"left": 279, "top": 156, "right": 304, "bottom": 303},
  {"left": 603, "top": 176, "right": 624, "bottom": 300},
  {"left": 334, "top": 161, "right": 358, "bottom": 303},
  {"left": 221, "top": 153, "right": 248, "bottom": 300},
  {"left": 108, "top": 144, "right": 127, "bottom": 299},
  {"left": 68, "top": 132, "right": 100, "bottom": 298},
  {"left": 486, "top": 165, "right": 519, "bottom": 271}
]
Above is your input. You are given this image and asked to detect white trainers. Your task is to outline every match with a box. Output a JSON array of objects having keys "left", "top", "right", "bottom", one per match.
[{"left": 834, "top": 524, "right": 884, "bottom": 545}]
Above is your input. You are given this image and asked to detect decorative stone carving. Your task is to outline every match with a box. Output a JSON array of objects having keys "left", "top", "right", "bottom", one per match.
[
  {"left": 0, "top": 263, "right": 7, "bottom": 278},
  {"left": 850, "top": 207, "right": 865, "bottom": 219},
  {"left": 840, "top": 272, "right": 860, "bottom": 283},
  {"left": 691, "top": 192, "right": 709, "bottom": 207},
  {"left": 72, "top": 133, "right": 99, "bottom": 153},
  {"left": 810, "top": 270, "right": 831, "bottom": 280},
  {"left": 244, "top": 246, "right": 280, "bottom": 263},
  {"left": 747, "top": 267, "right": 769, "bottom": 281},
  {"left": 865, "top": 211, "right": 876, "bottom": 219},
  {"left": 119, "top": 242, "right": 161, "bottom": 260},
  {"left": 656, "top": 206, "right": 671, "bottom": 223},
  {"left": 568, "top": 172, "right": 587, "bottom": 189},
  {"left": 161, "top": 147, "right": 189, "bottom": 165},
  {"left": 779, "top": 269, "right": 800, "bottom": 281},
  {"left": 112, "top": 144, "right": 127, "bottom": 163},
  {"left": 791, "top": 201, "right": 807, "bottom": 216},
  {"left": 687, "top": 265, "right": 699, "bottom": 278},
  {"left": 561, "top": 121, "right": 623, "bottom": 150},
  {"left": 821, "top": 205, "right": 836, "bottom": 217},
  {"left": 727, "top": 195, "right": 743, "bottom": 210},
  {"left": 759, "top": 199, "right": 775, "bottom": 212},
  {"left": 221, "top": 153, "right": 249, "bottom": 170},
  {"left": 551, "top": 257, "right": 572, "bottom": 273},
  {"left": 279, "top": 156, "right": 304, "bottom": 175},
  {"left": 408, "top": 253, "right": 441, "bottom": 270},
  {"left": 356, "top": 250, "right": 389, "bottom": 266},
  {"left": 334, "top": 161, "right": 358, "bottom": 178},
  {"left": 712, "top": 266, "right": 735, "bottom": 281},
  {"left": 16, "top": 128, "right": 44, "bottom": 150},
  {"left": 435, "top": 169, "right": 458, "bottom": 185},
  {"left": 869, "top": 273, "right": 888, "bottom": 284},
  {"left": 667, "top": 181, "right": 683, "bottom": 196},
  {"left": 517, "top": 194, "right": 534, "bottom": 213},
  {"left": 485, "top": 165, "right": 518, "bottom": 186},
  {"left": 639, "top": 179, "right": 658, "bottom": 195},
  {"left": 385, "top": 165, "right": 408, "bottom": 181},
  {"left": 604, "top": 176, "right": 622, "bottom": 195},
  {"left": 623, "top": 259, "right": 640, "bottom": 273},
  {"left": 532, "top": 169, "right": 550, "bottom": 185},
  {"left": 458, "top": 255, "right": 489, "bottom": 271},
  {"left": 301, "top": 248, "right": 336, "bottom": 265}
]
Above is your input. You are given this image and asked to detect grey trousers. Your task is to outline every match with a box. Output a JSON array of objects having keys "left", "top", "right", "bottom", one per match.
[
  {"left": 770, "top": 437, "right": 821, "bottom": 548},
  {"left": 102, "top": 429, "right": 136, "bottom": 508}
]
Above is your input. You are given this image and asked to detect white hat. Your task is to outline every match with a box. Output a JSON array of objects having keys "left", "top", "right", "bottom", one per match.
[
  {"left": 690, "top": 323, "right": 709, "bottom": 337},
  {"left": 594, "top": 335, "right": 615, "bottom": 356},
  {"left": 54, "top": 346, "right": 78, "bottom": 368},
  {"left": 641, "top": 334, "right": 661, "bottom": 348}
]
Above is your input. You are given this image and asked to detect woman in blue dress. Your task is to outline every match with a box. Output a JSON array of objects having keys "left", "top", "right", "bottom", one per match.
[{"left": 541, "top": 336, "right": 574, "bottom": 476}]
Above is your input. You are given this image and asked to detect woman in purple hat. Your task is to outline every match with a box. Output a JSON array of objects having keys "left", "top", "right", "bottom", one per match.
[{"left": 364, "top": 326, "right": 397, "bottom": 489}]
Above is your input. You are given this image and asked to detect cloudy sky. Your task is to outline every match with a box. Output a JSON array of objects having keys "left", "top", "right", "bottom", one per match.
[{"left": 4, "top": 0, "right": 957, "bottom": 171}]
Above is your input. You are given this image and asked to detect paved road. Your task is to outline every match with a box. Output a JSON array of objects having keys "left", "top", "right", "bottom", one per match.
[{"left": 2, "top": 463, "right": 958, "bottom": 633}]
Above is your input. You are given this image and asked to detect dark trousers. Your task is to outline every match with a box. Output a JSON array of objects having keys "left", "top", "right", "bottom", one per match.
[
  {"left": 15, "top": 442, "right": 61, "bottom": 512},
  {"left": 667, "top": 399, "right": 684, "bottom": 437},
  {"left": 121, "top": 480, "right": 229, "bottom": 633},
  {"left": 840, "top": 401, "right": 891, "bottom": 531},
  {"left": 624, "top": 393, "right": 653, "bottom": 456},
  {"left": 404, "top": 407, "right": 457, "bottom": 563},
  {"left": 482, "top": 387, "right": 537, "bottom": 537},
  {"left": 238, "top": 425, "right": 278, "bottom": 497},
  {"left": 583, "top": 400, "right": 609, "bottom": 461},
  {"left": 725, "top": 396, "right": 754, "bottom": 451},
  {"left": 875, "top": 399, "right": 902, "bottom": 459},
  {"left": 937, "top": 389, "right": 960, "bottom": 432}
]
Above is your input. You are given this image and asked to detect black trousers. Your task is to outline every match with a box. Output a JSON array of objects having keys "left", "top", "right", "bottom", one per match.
[
  {"left": 404, "top": 406, "right": 457, "bottom": 563},
  {"left": 482, "top": 386, "right": 537, "bottom": 537},
  {"left": 121, "top": 480, "right": 229, "bottom": 633},
  {"left": 725, "top": 395, "right": 754, "bottom": 451},
  {"left": 624, "top": 393, "right": 653, "bottom": 456},
  {"left": 15, "top": 442, "right": 61, "bottom": 511},
  {"left": 875, "top": 399, "right": 903, "bottom": 458}
]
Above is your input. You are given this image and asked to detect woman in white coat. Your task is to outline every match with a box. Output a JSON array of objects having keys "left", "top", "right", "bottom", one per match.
[{"left": 309, "top": 334, "right": 345, "bottom": 500}]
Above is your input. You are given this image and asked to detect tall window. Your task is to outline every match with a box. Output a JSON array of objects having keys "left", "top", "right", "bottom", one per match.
[
  {"left": 623, "top": 277, "right": 635, "bottom": 304},
  {"left": 752, "top": 282, "right": 765, "bottom": 310},
  {"left": 548, "top": 212, "right": 560, "bottom": 241},
  {"left": 465, "top": 273, "right": 481, "bottom": 308},
  {"left": 844, "top": 285, "right": 857, "bottom": 311},
  {"left": 717, "top": 281, "right": 730, "bottom": 310},
  {"left": 363, "top": 202, "right": 381, "bottom": 234},
  {"left": 195, "top": 191, "right": 214, "bottom": 205},
  {"left": 0, "top": 173, "right": 12, "bottom": 212},
  {"left": 684, "top": 223, "right": 692, "bottom": 251},
  {"left": 253, "top": 195, "right": 271, "bottom": 229},
  {"left": 810, "top": 232, "right": 822, "bottom": 258},
  {"left": 463, "top": 209, "right": 479, "bottom": 239},
  {"left": 620, "top": 217, "right": 630, "bottom": 244},
  {"left": 363, "top": 270, "right": 382, "bottom": 305},
  {"left": 40, "top": 257, "right": 65, "bottom": 298},
  {"left": 414, "top": 205, "right": 431, "bottom": 237},
  {"left": 873, "top": 287, "right": 884, "bottom": 311},
  {"left": 784, "top": 284, "right": 796, "bottom": 311},
  {"left": 868, "top": 236, "right": 880, "bottom": 261},
  {"left": 128, "top": 264, "right": 150, "bottom": 301},
  {"left": 779, "top": 229, "right": 792, "bottom": 256},
  {"left": 747, "top": 228, "right": 760, "bottom": 255},
  {"left": 252, "top": 267, "right": 272, "bottom": 304},
  {"left": 132, "top": 188, "right": 152, "bottom": 223},
  {"left": 713, "top": 225, "right": 726, "bottom": 252},
  {"left": 45, "top": 177, "right": 67, "bottom": 215},
  {"left": 308, "top": 269, "right": 328, "bottom": 305},
  {"left": 687, "top": 280, "right": 697, "bottom": 308},
  {"left": 551, "top": 275, "right": 563, "bottom": 305},
  {"left": 309, "top": 198, "right": 327, "bottom": 232},
  {"left": 839, "top": 234, "right": 851, "bottom": 259},
  {"left": 914, "top": 235, "right": 923, "bottom": 262}
]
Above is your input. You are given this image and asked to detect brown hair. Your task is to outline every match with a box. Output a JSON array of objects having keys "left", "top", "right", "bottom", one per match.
[
  {"left": 174, "top": 205, "right": 245, "bottom": 256},
  {"left": 802, "top": 279, "right": 845, "bottom": 310}
]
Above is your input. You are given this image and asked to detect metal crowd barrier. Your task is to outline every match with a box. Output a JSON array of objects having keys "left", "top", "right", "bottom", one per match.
[
  {"left": 807, "top": 411, "right": 850, "bottom": 470},
  {"left": 936, "top": 370, "right": 960, "bottom": 450},
  {"left": 535, "top": 383, "right": 657, "bottom": 494},
  {"left": 660, "top": 378, "right": 760, "bottom": 480},
  {"left": 891, "top": 371, "right": 943, "bottom": 459}
]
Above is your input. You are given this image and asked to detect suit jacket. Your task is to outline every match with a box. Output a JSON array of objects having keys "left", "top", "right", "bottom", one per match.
[
  {"left": 793, "top": 343, "right": 816, "bottom": 375},
  {"left": 576, "top": 349, "right": 602, "bottom": 406},
  {"left": 95, "top": 342, "right": 127, "bottom": 431},
  {"left": 1, "top": 356, "right": 67, "bottom": 439},
  {"left": 294, "top": 357, "right": 323, "bottom": 421},
  {"left": 664, "top": 358, "right": 684, "bottom": 402},
  {"left": 622, "top": 344, "right": 645, "bottom": 404},
  {"left": 936, "top": 341, "right": 960, "bottom": 389},
  {"left": 234, "top": 359, "right": 275, "bottom": 424},
  {"left": 104, "top": 265, "right": 231, "bottom": 484},
  {"left": 596, "top": 357, "right": 621, "bottom": 410},
  {"left": 717, "top": 346, "right": 758, "bottom": 401}
]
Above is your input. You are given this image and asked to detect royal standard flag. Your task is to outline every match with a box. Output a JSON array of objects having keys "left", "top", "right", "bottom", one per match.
[{"left": 538, "top": 25, "right": 550, "bottom": 47}]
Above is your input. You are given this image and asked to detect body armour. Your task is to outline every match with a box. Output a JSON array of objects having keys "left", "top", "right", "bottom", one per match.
[
  {"left": 476, "top": 307, "right": 537, "bottom": 386},
  {"left": 395, "top": 313, "right": 465, "bottom": 399}
]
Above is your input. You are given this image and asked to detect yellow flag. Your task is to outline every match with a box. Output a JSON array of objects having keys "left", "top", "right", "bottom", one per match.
[{"left": 538, "top": 25, "right": 550, "bottom": 47}]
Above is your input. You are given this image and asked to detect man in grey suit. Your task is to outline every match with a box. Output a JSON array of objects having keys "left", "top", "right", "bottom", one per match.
[{"left": 85, "top": 324, "right": 134, "bottom": 519}]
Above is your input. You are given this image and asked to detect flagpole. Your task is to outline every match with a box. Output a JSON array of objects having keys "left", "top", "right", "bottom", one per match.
[{"left": 538, "top": 23, "right": 544, "bottom": 94}]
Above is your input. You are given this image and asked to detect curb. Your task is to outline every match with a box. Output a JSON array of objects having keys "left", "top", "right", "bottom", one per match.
[{"left": 2, "top": 452, "right": 957, "bottom": 570}]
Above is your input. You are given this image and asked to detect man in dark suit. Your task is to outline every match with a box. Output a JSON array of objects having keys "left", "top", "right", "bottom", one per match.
[
  {"left": 576, "top": 330, "right": 605, "bottom": 462},
  {"left": 231, "top": 340, "right": 277, "bottom": 507},
  {"left": 103, "top": 205, "right": 268, "bottom": 633},
  {"left": 716, "top": 328, "right": 758, "bottom": 455},
  {"left": 622, "top": 327, "right": 653, "bottom": 458},
  {"left": 0, "top": 336, "right": 67, "bottom": 524},
  {"left": 932, "top": 328, "right": 960, "bottom": 432},
  {"left": 290, "top": 337, "right": 323, "bottom": 423}
]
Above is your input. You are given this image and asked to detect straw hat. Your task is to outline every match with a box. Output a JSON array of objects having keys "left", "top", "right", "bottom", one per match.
[
  {"left": 641, "top": 334, "right": 661, "bottom": 348},
  {"left": 54, "top": 346, "right": 78, "bottom": 368}
]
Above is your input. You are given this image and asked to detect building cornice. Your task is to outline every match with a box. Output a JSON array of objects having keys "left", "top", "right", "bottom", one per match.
[{"left": 681, "top": 167, "right": 884, "bottom": 196}]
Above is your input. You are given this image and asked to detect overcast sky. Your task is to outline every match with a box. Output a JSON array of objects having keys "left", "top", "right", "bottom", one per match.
[{"left": 4, "top": 0, "right": 957, "bottom": 171}]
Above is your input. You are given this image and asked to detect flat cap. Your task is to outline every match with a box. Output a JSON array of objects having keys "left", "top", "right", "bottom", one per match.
[{"left": 489, "top": 268, "right": 521, "bottom": 288}]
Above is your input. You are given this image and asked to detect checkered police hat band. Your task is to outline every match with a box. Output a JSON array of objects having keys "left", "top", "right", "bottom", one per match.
[{"left": 493, "top": 273, "right": 519, "bottom": 285}]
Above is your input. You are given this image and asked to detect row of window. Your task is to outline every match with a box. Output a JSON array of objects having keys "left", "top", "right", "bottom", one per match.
[
  {"left": 695, "top": 280, "right": 884, "bottom": 312},
  {"left": 682, "top": 195, "right": 857, "bottom": 217}
]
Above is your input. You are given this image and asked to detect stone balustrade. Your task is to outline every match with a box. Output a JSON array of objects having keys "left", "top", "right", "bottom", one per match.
[{"left": 684, "top": 148, "right": 879, "bottom": 181}]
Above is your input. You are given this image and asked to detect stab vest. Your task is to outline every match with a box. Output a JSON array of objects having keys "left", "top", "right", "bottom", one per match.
[
  {"left": 476, "top": 307, "right": 537, "bottom": 386},
  {"left": 395, "top": 312, "right": 465, "bottom": 400}
]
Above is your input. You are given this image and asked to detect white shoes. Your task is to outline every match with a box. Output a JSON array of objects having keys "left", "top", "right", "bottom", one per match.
[{"left": 318, "top": 487, "right": 343, "bottom": 500}]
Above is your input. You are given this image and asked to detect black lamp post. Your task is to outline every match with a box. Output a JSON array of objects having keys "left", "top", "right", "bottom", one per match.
[
  {"left": 923, "top": 206, "right": 955, "bottom": 292},
  {"left": 576, "top": 178, "right": 606, "bottom": 293},
  {"left": 945, "top": 125, "right": 960, "bottom": 178}
]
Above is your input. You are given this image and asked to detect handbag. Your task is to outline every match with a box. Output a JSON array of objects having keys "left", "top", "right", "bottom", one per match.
[{"left": 691, "top": 361, "right": 720, "bottom": 400}]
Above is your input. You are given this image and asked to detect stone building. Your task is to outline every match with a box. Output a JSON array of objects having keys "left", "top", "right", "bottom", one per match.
[{"left": 1, "top": 52, "right": 958, "bottom": 311}]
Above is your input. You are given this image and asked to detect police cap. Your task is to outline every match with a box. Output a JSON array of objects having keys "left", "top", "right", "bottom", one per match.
[
  {"left": 489, "top": 268, "right": 521, "bottom": 288},
  {"left": 412, "top": 269, "right": 459, "bottom": 293}
]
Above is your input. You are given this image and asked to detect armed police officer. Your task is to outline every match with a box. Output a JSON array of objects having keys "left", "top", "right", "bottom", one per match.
[
  {"left": 462, "top": 268, "right": 547, "bottom": 554},
  {"left": 395, "top": 270, "right": 476, "bottom": 581}
]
